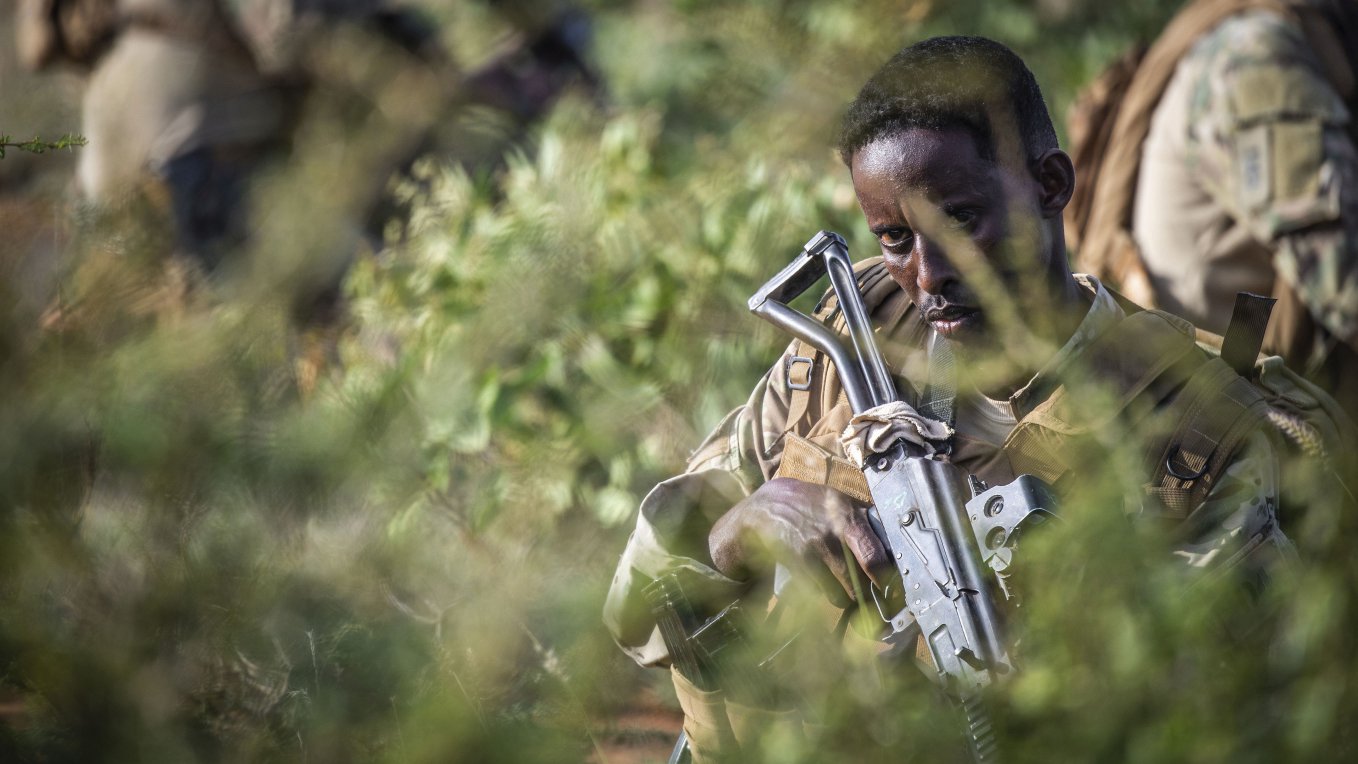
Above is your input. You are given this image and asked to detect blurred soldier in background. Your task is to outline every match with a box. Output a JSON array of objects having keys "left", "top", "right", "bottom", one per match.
[
  {"left": 14, "top": 0, "right": 597, "bottom": 296},
  {"left": 5, "top": 0, "right": 597, "bottom": 526},
  {"left": 2, "top": 0, "right": 599, "bottom": 735},
  {"left": 1068, "top": 0, "right": 1358, "bottom": 419},
  {"left": 17, "top": 0, "right": 403, "bottom": 270}
]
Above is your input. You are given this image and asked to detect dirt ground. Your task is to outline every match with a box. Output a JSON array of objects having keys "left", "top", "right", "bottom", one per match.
[{"left": 590, "top": 683, "right": 683, "bottom": 764}]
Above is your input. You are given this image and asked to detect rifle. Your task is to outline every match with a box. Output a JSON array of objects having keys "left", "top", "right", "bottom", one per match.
[{"left": 747, "top": 231, "right": 1057, "bottom": 762}]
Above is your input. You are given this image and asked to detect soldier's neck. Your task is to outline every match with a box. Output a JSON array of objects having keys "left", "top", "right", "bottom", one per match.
[{"left": 968, "top": 274, "right": 1093, "bottom": 401}]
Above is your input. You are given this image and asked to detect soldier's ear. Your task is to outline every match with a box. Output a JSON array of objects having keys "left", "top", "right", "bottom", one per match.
[{"left": 1033, "top": 148, "right": 1075, "bottom": 218}]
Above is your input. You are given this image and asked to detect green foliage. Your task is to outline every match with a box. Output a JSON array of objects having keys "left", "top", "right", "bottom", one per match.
[
  {"left": 353, "top": 101, "right": 861, "bottom": 534},
  {"left": 0, "top": 132, "right": 86, "bottom": 159},
  {"left": 10, "top": 1, "right": 1356, "bottom": 762}
]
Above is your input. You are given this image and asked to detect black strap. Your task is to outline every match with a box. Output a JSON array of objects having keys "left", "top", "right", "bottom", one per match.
[
  {"left": 1220, "top": 292, "right": 1276, "bottom": 376},
  {"left": 920, "top": 332, "right": 957, "bottom": 429},
  {"left": 1144, "top": 358, "right": 1269, "bottom": 517}
]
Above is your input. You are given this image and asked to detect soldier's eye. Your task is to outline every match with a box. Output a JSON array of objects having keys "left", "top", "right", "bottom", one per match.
[
  {"left": 947, "top": 208, "right": 977, "bottom": 229},
  {"left": 877, "top": 228, "right": 912, "bottom": 248}
]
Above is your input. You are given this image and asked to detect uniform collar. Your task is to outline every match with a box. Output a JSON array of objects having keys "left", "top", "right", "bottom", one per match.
[
  {"left": 918, "top": 275, "right": 1129, "bottom": 431},
  {"left": 1009, "top": 274, "right": 1126, "bottom": 419},
  {"left": 923, "top": 274, "right": 1126, "bottom": 425}
]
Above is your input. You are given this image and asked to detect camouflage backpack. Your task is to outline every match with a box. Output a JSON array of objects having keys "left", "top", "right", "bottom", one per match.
[
  {"left": 1059, "top": 0, "right": 1358, "bottom": 532},
  {"left": 1064, "top": 0, "right": 1358, "bottom": 309}
]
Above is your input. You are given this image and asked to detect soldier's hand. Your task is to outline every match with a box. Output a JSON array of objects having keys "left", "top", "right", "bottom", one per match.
[{"left": 708, "top": 477, "right": 892, "bottom": 608}]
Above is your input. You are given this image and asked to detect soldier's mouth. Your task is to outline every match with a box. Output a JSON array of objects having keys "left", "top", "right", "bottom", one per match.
[{"left": 924, "top": 307, "right": 982, "bottom": 339}]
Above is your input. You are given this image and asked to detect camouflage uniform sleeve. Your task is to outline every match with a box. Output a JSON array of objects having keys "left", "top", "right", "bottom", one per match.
[
  {"left": 602, "top": 345, "right": 798, "bottom": 667},
  {"left": 1186, "top": 11, "right": 1358, "bottom": 346},
  {"left": 1171, "top": 430, "right": 1295, "bottom": 586}
]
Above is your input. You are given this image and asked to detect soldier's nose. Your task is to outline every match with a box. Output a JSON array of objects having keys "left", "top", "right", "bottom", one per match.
[{"left": 914, "top": 236, "right": 961, "bottom": 296}]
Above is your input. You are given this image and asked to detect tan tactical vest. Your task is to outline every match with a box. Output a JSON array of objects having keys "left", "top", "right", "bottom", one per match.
[
  {"left": 769, "top": 260, "right": 919, "bottom": 504},
  {"left": 765, "top": 261, "right": 1284, "bottom": 520}
]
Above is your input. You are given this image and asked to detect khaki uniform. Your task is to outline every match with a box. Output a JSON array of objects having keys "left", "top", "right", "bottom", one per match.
[
  {"left": 604, "top": 271, "right": 1292, "bottom": 760},
  {"left": 76, "top": 6, "right": 286, "bottom": 198},
  {"left": 605, "top": 272, "right": 1290, "bottom": 666},
  {"left": 1131, "top": 7, "right": 1358, "bottom": 415},
  {"left": 16, "top": 0, "right": 312, "bottom": 266}
]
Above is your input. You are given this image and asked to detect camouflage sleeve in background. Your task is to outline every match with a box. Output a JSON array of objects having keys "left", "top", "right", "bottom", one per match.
[{"left": 1183, "top": 10, "right": 1358, "bottom": 347}]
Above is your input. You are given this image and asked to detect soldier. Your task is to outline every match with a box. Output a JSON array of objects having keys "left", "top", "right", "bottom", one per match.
[
  {"left": 15, "top": 0, "right": 597, "bottom": 389},
  {"left": 14, "top": 0, "right": 596, "bottom": 276},
  {"left": 1071, "top": 0, "right": 1358, "bottom": 420},
  {"left": 18, "top": 0, "right": 300, "bottom": 267},
  {"left": 605, "top": 36, "right": 1299, "bottom": 761}
]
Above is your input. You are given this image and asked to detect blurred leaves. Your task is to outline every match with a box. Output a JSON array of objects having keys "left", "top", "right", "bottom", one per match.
[{"left": 9, "top": 0, "right": 1352, "bottom": 762}]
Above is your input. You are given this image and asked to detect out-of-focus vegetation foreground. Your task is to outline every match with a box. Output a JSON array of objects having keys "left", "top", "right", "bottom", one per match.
[{"left": 6, "top": 0, "right": 1357, "bottom": 762}]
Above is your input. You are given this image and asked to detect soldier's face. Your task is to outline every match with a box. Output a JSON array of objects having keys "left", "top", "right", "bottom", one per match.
[{"left": 851, "top": 126, "right": 1063, "bottom": 350}]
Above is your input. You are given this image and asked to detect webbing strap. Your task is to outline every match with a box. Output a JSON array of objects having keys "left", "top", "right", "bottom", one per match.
[
  {"left": 782, "top": 342, "right": 818, "bottom": 435},
  {"left": 1220, "top": 292, "right": 1276, "bottom": 376},
  {"left": 919, "top": 332, "right": 957, "bottom": 428},
  {"left": 780, "top": 260, "right": 895, "bottom": 437},
  {"left": 773, "top": 434, "right": 873, "bottom": 504},
  {"left": 1144, "top": 358, "right": 1270, "bottom": 517},
  {"left": 772, "top": 260, "right": 937, "bottom": 502}
]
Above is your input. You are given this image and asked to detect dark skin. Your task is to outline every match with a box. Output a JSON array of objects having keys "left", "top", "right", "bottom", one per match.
[
  {"left": 854, "top": 126, "right": 1086, "bottom": 396},
  {"left": 710, "top": 124, "right": 1085, "bottom": 604},
  {"left": 709, "top": 477, "right": 891, "bottom": 606}
]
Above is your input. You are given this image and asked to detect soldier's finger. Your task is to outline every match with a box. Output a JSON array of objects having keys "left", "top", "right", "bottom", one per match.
[
  {"left": 843, "top": 509, "right": 893, "bottom": 590},
  {"left": 804, "top": 541, "right": 856, "bottom": 609}
]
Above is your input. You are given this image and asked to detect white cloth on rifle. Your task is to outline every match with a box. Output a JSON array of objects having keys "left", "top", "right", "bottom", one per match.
[{"left": 840, "top": 401, "right": 953, "bottom": 468}]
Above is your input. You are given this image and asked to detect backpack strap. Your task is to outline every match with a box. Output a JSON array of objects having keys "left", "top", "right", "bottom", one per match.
[
  {"left": 1003, "top": 309, "right": 1207, "bottom": 487},
  {"left": 773, "top": 259, "right": 926, "bottom": 500},
  {"left": 780, "top": 259, "right": 897, "bottom": 437},
  {"left": 776, "top": 434, "right": 873, "bottom": 504},
  {"left": 1143, "top": 357, "right": 1271, "bottom": 516},
  {"left": 1220, "top": 291, "right": 1277, "bottom": 375},
  {"left": 1065, "top": 44, "right": 1148, "bottom": 256}
]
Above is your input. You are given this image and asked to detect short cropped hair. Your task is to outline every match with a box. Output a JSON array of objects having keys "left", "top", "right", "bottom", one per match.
[{"left": 838, "top": 36, "right": 1058, "bottom": 166}]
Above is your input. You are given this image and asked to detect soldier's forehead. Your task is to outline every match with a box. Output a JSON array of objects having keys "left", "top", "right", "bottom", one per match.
[{"left": 853, "top": 128, "right": 998, "bottom": 193}]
